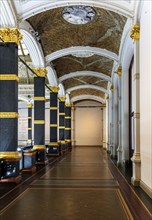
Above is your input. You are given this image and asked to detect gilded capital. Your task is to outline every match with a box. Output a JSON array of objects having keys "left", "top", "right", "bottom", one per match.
[
  {"left": 65, "top": 103, "right": 72, "bottom": 107},
  {"left": 116, "top": 66, "right": 122, "bottom": 77},
  {"left": 33, "top": 68, "right": 47, "bottom": 77},
  {"left": 27, "top": 103, "right": 33, "bottom": 108},
  {"left": 59, "top": 96, "right": 66, "bottom": 102},
  {"left": 0, "top": 28, "right": 22, "bottom": 44},
  {"left": 110, "top": 85, "right": 114, "bottom": 92},
  {"left": 130, "top": 25, "right": 140, "bottom": 40},
  {"left": 106, "top": 95, "right": 109, "bottom": 100},
  {"left": 49, "top": 86, "right": 59, "bottom": 93}
]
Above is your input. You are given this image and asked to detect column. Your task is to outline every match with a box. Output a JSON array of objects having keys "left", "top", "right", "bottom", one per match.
[
  {"left": 71, "top": 106, "right": 76, "bottom": 147},
  {"left": 48, "top": 86, "right": 59, "bottom": 156},
  {"left": 33, "top": 68, "right": 47, "bottom": 164},
  {"left": 0, "top": 28, "right": 22, "bottom": 183},
  {"left": 58, "top": 96, "right": 66, "bottom": 154},
  {"left": 113, "top": 84, "right": 118, "bottom": 159},
  {"left": 27, "top": 103, "right": 33, "bottom": 146},
  {"left": 109, "top": 85, "right": 114, "bottom": 157},
  {"left": 102, "top": 104, "right": 107, "bottom": 149},
  {"left": 116, "top": 67, "right": 123, "bottom": 166},
  {"left": 106, "top": 96, "right": 109, "bottom": 151},
  {"left": 65, "top": 104, "right": 72, "bottom": 150},
  {"left": 130, "top": 25, "right": 141, "bottom": 186}
]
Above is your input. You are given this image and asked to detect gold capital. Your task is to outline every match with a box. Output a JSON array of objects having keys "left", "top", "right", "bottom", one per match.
[
  {"left": 33, "top": 68, "right": 47, "bottom": 77},
  {"left": 130, "top": 25, "right": 140, "bottom": 40},
  {"left": 0, "top": 28, "right": 22, "bottom": 44},
  {"left": 50, "top": 107, "right": 58, "bottom": 110},
  {"left": 34, "top": 97, "right": 45, "bottom": 101},
  {"left": 49, "top": 86, "right": 59, "bottom": 93},
  {"left": 27, "top": 103, "right": 33, "bottom": 108},
  {"left": 59, "top": 96, "right": 66, "bottom": 102},
  {"left": 48, "top": 142, "right": 59, "bottom": 146},
  {"left": 110, "top": 85, "right": 114, "bottom": 92},
  {"left": 0, "top": 112, "right": 18, "bottom": 118},
  {"left": 106, "top": 95, "right": 109, "bottom": 100},
  {"left": 116, "top": 66, "right": 122, "bottom": 77}
]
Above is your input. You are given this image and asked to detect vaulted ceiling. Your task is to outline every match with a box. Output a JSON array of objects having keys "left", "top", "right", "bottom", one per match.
[{"left": 19, "top": 3, "right": 127, "bottom": 102}]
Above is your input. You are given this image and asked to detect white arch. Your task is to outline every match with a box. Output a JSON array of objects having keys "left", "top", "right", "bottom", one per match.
[
  {"left": 46, "top": 65, "right": 58, "bottom": 86},
  {"left": 66, "top": 85, "right": 108, "bottom": 94},
  {"left": 18, "top": 95, "right": 29, "bottom": 103},
  {"left": 59, "top": 71, "right": 111, "bottom": 83},
  {"left": 45, "top": 47, "right": 118, "bottom": 64},
  {"left": 71, "top": 95, "right": 105, "bottom": 104},
  {"left": 58, "top": 83, "right": 66, "bottom": 97},
  {"left": 19, "top": 21, "right": 45, "bottom": 67},
  {"left": 16, "top": 1, "right": 134, "bottom": 20}
]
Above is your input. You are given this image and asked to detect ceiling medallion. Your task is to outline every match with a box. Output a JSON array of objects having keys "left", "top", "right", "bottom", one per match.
[{"left": 62, "top": 6, "right": 96, "bottom": 25}]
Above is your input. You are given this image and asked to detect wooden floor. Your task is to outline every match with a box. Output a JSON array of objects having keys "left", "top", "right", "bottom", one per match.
[{"left": 0, "top": 146, "right": 152, "bottom": 220}]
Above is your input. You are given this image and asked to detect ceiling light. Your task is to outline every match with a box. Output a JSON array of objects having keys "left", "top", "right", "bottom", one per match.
[{"left": 62, "top": 6, "right": 96, "bottom": 25}]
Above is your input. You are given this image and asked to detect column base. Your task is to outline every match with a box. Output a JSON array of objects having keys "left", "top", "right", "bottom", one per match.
[
  {"left": 35, "top": 149, "right": 47, "bottom": 164},
  {"left": 47, "top": 144, "right": 60, "bottom": 156},
  {"left": 131, "top": 177, "right": 140, "bottom": 186}
]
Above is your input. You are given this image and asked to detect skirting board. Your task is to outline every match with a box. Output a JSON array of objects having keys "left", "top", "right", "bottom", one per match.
[{"left": 140, "top": 180, "right": 152, "bottom": 199}]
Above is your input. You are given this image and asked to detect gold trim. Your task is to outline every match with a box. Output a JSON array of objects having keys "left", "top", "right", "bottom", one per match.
[
  {"left": 130, "top": 24, "right": 140, "bottom": 40},
  {"left": 65, "top": 116, "right": 71, "bottom": 119},
  {"left": 116, "top": 66, "right": 122, "bottom": 77},
  {"left": 0, "top": 151, "right": 21, "bottom": 160},
  {"left": 65, "top": 139, "right": 71, "bottom": 142},
  {"left": 0, "top": 28, "right": 22, "bottom": 44},
  {"left": 28, "top": 116, "right": 32, "bottom": 119},
  {"left": 65, "top": 103, "right": 72, "bottom": 107},
  {"left": 65, "top": 128, "right": 71, "bottom": 130},
  {"left": 0, "top": 112, "right": 18, "bottom": 118},
  {"left": 60, "top": 140, "right": 66, "bottom": 144},
  {"left": 50, "top": 124, "right": 57, "bottom": 127},
  {"left": 110, "top": 85, "right": 114, "bottom": 92},
  {"left": 59, "top": 113, "right": 65, "bottom": 116},
  {"left": 34, "top": 97, "right": 45, "bottom": 101},
  {"left": 50, "top": 107, "right": 58, "bottom": 110},
  {"left": 32, "top": 68, "right": 47, "bottom": 77},
  {"left": 106, "top": 95, "right": 109, "bottom": 100},
  {"left": 34, "top": 120, "right": 45, "bottom": 124},
  {"left": 48, "top": 86, "right": 59, "bottom": 93},
  {"left": 59, "top": 96, "right": 66, "bottom": 102},
  {"left": 102, "top": 103, "right": 106, "bottom": 107},
  {"left": 59, "top": 126, "right": 65, "bottom": 129},
  {"left": 0, "top": 74, "right": 19, "bottom": 82},
  {"left": 33, "top": 145, "right": 46, "bottom": 150},
  {"left": 28, "top": 128, "right": 32, "bottom": 130},
  {"left": 27, "top": 104, "right": 33, "bottom": 108},
  {"left": 48, "top": 142, "right": 59, "bottom": 146}
]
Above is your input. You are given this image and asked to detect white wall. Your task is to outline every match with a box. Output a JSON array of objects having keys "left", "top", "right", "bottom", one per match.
[
  {"left": 140, "top": 1, "right": 152, "bottom": 191},
  {"left": 74, "top": 100, "right": 103, "bottom": 146}
]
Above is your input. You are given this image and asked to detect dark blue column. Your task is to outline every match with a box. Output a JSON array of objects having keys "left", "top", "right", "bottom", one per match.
[{"left": 0, "top": 28, "right": 22, "bottom": 183}]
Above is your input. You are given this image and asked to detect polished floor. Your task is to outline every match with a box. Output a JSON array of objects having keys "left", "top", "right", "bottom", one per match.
[{"left": 0, "top": 147, "right": 152, "bottom": 220}]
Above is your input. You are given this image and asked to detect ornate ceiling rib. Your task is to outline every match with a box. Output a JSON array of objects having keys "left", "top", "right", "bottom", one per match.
[
  {"left": 66, "top": 85, "right": 108, "bottom": 94},
  {"left": 59, "top": 71, "right": 111, "bottom": 83},
  {"left": 45, "top": 47, "right": 118, "bottom": 64},
  {"left": 14, "top": 1, "right": 134, "bottom": 20},
  {"left": 71, "top": 95, "right": 105, "bottom": 104}
]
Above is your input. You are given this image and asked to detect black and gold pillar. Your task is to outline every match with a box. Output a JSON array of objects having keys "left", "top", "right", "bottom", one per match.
[
  {"left": 27, "top": 103, "right": 33, "bottom": 146},
  {"left": 59, "top": 96, "right": 66, "bottom": 154},
  {"left": 65, "top": 104, "right": 72, "bottom": 150},
  {"left": 0, "top": 28, "right": 22, "bottom": 183},
  {"left": 48, "top": 86, "right": 59, "bottom": 156},
  {"left": 33, "top": 68, "right": 47, "bottom": 164}
]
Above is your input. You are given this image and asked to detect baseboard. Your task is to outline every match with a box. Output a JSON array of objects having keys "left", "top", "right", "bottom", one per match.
[{"left": 140, "top": 180, "right": 152, "bottom": 199}]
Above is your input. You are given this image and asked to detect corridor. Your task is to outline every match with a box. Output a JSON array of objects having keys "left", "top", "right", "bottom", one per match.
[{"left": 0, "top": 147, "right": 151, "bottom": 220}]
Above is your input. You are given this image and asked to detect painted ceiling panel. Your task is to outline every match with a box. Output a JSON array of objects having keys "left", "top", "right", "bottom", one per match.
[
  {"left": 28, "top": 7, "right": 126, "bottom": 56},
  {"left": 70, "top": 88, "right": 105, "bottom": 99},
  {"left": 63, "top": 77, "right": 108, "bottom": 90},
  {"left": 52, "top": 55, "right": 113, "bottom": 78}
]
